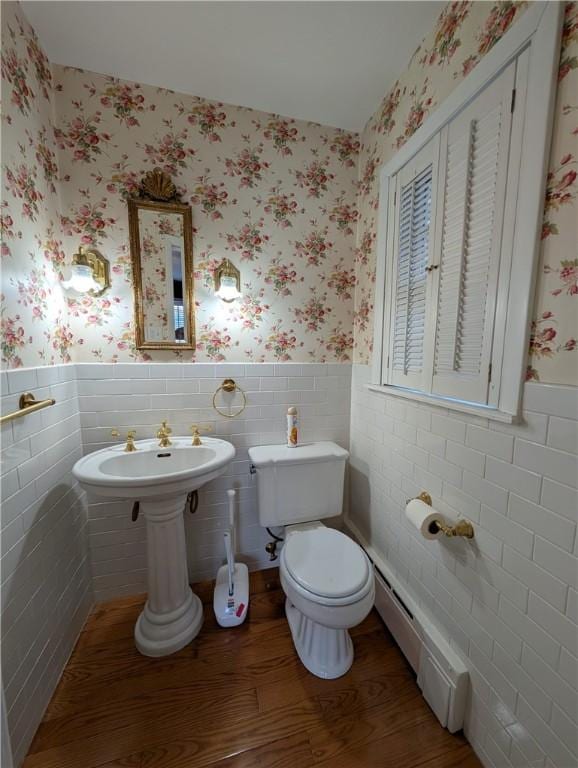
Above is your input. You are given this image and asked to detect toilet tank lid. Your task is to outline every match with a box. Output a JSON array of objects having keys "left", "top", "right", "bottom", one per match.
[{"left": 248, "top": 441, "right": 348, "bottom": 467}]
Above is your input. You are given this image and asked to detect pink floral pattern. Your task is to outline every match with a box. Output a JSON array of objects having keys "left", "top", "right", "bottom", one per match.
[
  {"left": 545, "top": 259, "right": 578, "bottom": 296},
  {"left": 260, "top": 258, "right": 302, "bottom": 297},
  {"left": 223, "top": 217, "right": 269, "bottom": 261},
  {"left": 60, "top": 199, "right": 116, "bottom": 246},
  {"left": 325, "top": 132, "right": 360, "bottom": 167},
  {"left": 140, "top": 128, "right": 195, "bottom": 175},
  {"left": 178, "top": 101, "right": 232, "bottom": 142},
  {"left": 325, "top": 197, "right": 359, "bottom": 236},
  {"left": 420, "top": 2, "right": 471, "bottom": 67},
  {"left": 4, "top": 163, "right": 43, "bottom": 221},
  {"left": 263, "top": 322, "right": 302, "bottom": 360},
  {"left": 54, "top": 109, "right": 112, "bottom": 163},
  {"left": 1, "top": 1, "right": 575, "bottom": 383},
  {"left": 231, "top": 288, "right": 270, "bottom": 331},
  {"left": 96, "top": 79, "right": 151, "bottom": 127},
  {"left": 263, "top": 188, "right": 301, "bottom": 228},
  {"left": 294, "top": 226, "right": 333, "bottom": 266},
  {"left": 0, "top": 5, "right": 70, "bottom": 369},
  {"left": 542, "top": 153, "right": 576, "bottom": 237},
  {"left": 190, "top": 176, "right": 231, "bottom": 220},
  {"left": 293, "top": 293, "right": 331, "bottom": 331},
  {"left": 223, "top": 145, "right": 270, "bottom": 189},
  {"left": 374, "top": 86, "right": 401, "bottom": 136},
  {"left": 294, "top": 160, "right": 334, "bottom": 198},
  {"left": 395, "top": 81, "right": 435, "bottom": 149},
  {"left": 328, "top": 262, "right": 356, "bottom": 301},
  {"left": 1, "top": 36, "right": 33, "bottom": 115},
  {"left": 258, "top": 117, "right": 302, "bottom": 156},
  {"left": 33, "top": 128, "right": 59, "bottom": 193}
]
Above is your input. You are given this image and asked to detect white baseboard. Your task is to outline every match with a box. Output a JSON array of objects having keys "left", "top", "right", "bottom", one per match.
[{"left": 346, "top": 518, "right": 469, "bottom": 733}]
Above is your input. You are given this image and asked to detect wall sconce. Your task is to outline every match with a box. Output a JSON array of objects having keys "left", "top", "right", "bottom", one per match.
[
  {"left": 214, "top": 258, "right": 241, "bottom": 302},
  {"left": 62, "top": 246, "right": 110, "bottom": 295}
]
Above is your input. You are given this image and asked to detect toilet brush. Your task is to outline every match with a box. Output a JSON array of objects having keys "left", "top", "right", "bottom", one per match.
[{"left": 213, "top": 489, "right": 249, "bottom": 627}]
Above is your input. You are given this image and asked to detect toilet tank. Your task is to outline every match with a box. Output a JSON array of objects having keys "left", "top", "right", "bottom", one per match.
[{"left": 248, "top": 441, "right": 349, "bottom": 527}]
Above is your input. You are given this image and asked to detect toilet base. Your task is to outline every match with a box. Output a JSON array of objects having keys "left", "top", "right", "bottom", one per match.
[{"left": 285, "top": 598, "right": 353, "bottom": 679}]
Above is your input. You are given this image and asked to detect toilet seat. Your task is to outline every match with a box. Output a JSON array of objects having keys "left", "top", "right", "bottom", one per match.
[{"left": 282, "top": 527, "right": 372, "bottom": 605}]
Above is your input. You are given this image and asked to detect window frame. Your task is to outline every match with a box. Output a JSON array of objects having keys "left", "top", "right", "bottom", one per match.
[{"left": 371, "top": 2, "right": 564, "bottom": 423}]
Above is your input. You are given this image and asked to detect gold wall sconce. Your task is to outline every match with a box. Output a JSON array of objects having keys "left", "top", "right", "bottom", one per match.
[
  {"left": 214, "top": 258, "right": 241, "bottom": 302},
  {"left": 63, "top": 245, "right": 110, "bottom": 295}
]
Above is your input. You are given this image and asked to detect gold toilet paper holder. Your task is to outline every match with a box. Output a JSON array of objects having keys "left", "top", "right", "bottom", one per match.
[{"left": 407, "top": 491, "right": 475, "bottom": 539}]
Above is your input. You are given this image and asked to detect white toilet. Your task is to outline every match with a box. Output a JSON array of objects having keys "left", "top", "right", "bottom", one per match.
[{"left": 248, "top": 441, "right": 375, "bottom": 679}]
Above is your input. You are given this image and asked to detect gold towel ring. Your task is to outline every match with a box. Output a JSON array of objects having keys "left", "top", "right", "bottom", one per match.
[{"left": 212, "top": 378, "right": 247, "bottom": 418}]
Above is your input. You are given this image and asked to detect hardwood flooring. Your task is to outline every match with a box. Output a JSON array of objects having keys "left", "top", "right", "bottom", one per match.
[{"left": 24, "top": 568, "right": 482, "bottom": 768}]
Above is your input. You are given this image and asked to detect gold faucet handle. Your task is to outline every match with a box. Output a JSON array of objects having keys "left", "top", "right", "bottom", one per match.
[
  {"left": 112, "top": 428, "right": 137, "bottom": 451},
  {"left": 160, "top": 420, "right": 172, "bottom": 434},
  {"left": 111, "top": 428, "right": 136, "bottom": 438},
  {"left": 190, "top": 424, "right": 212, "bottom": 445},
  {"left": 190, "top": 423, "right": 212, "bottom": 433}
]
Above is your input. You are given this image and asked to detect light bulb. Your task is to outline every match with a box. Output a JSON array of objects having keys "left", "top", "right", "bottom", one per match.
[
  {"left": 62, "top": 264, "right": 100, "bottom": 293},
  {"left": 215, "top": 274, "right": 241, "bottom": 302}
]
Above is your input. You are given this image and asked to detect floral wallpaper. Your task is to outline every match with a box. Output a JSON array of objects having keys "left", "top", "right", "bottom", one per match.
[
  {"left": 1, "top": 4, "right": 358, "bottom": 366},
  {"left": 51, "top": 72, "right": 361, "bottom": 363},
  {"left": 1, "top": 2, "right": 72, "bottom": 367},
  {"left": 353, "top": 0, "right": 578, "bottom": 386},
  {"left": 1, "top": 0, "right": 576, "bottom": 384}
]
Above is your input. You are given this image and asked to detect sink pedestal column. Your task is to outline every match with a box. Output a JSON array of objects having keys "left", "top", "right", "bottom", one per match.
[{"left": 135, "top": 495, "right": 203, "bottom": 657}]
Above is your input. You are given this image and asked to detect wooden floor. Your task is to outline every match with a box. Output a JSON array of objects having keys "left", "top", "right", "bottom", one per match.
[{"left": 24, "top": 568, "right": 481, "bottom": 768}]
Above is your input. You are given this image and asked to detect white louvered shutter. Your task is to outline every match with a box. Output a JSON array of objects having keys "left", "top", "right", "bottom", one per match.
[
  {"left": 430, "top": 61, "right": 515, "bottom": 404},
  {"left": 388, "top": 137, "right": 439, "bottom": 390}
]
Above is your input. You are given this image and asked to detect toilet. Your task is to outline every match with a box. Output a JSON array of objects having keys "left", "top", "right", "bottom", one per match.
[{"left": 248, "top": 441, "right": 375, "bottom": 679}]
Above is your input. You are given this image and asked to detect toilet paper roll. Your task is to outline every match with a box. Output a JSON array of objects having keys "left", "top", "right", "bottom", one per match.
[{"left": 405, "top": 498, "right": 442, "bottom": 540}]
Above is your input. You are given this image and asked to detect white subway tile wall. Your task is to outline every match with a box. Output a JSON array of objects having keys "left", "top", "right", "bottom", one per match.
[
  {"left": 2, "top": 360, "right": 576, "bottom": 768},
  {"left": 74, "top": 362, "right": 351, "bottom": 601},
  {"left": 1, "top": 365, "right": 92, "bottom": 765},
  {"left": 348, "top": 365, "right": 578, "bottom": 768}
]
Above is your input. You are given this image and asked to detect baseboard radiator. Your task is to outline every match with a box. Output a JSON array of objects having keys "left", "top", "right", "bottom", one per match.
[{"left": 348, "top": 521, "right": 469, "bottom": 733}]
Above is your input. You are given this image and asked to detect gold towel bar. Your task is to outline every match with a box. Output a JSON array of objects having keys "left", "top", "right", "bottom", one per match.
[
  {"left": 212, "top": 378, "right": 247, "bottom": 419},
  {"left": 0, "top": 392, "right": 56, "bottom": 425}
]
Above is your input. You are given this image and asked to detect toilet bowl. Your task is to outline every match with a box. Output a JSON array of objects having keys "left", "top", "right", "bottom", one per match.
[
  {"left": 279, "top": 523, "right": 375, "bottom": 678},
  {"left": 248, "top": 441, "right": 375, "bottom": 679}
]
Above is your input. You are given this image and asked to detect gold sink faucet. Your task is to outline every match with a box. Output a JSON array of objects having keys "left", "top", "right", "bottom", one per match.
[
  {"left": 190, "top": 424, "right": 212, "bottom": 446},
  {"left": 111, "top": 429, "right": 137, "bottom": 452},
  {"left": 156, "top": 421, "right": 172, "bottom": 448}
]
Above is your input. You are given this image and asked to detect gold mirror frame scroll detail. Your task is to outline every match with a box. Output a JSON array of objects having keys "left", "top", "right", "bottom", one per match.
[{"left": 128, "top": 170, "right": 195, "bottom": 351}]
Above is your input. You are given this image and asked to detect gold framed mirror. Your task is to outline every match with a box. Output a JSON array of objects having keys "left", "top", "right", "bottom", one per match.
[{"left": 128, "top": 169, "right": 195, "bottom": 350}]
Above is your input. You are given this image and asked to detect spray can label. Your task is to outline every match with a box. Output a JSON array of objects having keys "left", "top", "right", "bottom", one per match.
[{"left": 287, "top": 407, "right": 298, "bottom": 447}]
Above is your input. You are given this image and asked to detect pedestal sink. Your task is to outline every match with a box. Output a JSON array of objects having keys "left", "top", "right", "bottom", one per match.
[{"left": 73, "top": 437, "right": 235, "bottom": 657}]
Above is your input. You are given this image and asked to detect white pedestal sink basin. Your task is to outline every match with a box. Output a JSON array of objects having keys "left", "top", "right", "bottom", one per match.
[{"left": 73, "top": 437, "right": 235, "bottom": 657}]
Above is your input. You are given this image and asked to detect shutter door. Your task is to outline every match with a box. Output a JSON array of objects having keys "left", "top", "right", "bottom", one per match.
[
  {"left": 389, "top": 137, "right": 439, "bottom": 390},
  {"left": 431, "top": 62, "right": 515, "bottom": 403}
]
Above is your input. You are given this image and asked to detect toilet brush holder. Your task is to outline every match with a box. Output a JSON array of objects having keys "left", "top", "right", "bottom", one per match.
[{"left": 213, "top": 489, "right": 249, "bottom": 627}]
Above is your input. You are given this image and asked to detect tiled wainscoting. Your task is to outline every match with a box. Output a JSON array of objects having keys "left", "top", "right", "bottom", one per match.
[
  {"left": 76, "top": 362, "right": 351, "bottom": 601},
  {"left": 348, "top": 364, "right": 577, "bottom": 768},
  {"left": 2, "top": 358, "right": 576, "bottom": 768},
  {"left": 1, "top": 365, "right": 92, "bottom": 765},
  {"left": 1, "top": 361, "right": 351, "bottom": 762}
]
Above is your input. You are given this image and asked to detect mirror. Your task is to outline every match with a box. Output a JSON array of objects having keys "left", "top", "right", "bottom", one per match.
[{"left": 128, "top": 169, "right": 195, "bottom": 350}]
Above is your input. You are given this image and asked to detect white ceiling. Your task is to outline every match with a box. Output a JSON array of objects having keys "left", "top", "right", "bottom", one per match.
[{"left": 22, "top": 1, "right": 443, "bottom": 132}]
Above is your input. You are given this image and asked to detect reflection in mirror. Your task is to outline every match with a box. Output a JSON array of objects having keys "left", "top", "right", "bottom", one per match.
[
  {"left": 128, "top": 169, "right": 195, "bottom": 350},
  {"left": 138, "top": 209, "right": 186, "bottom": 343}
]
